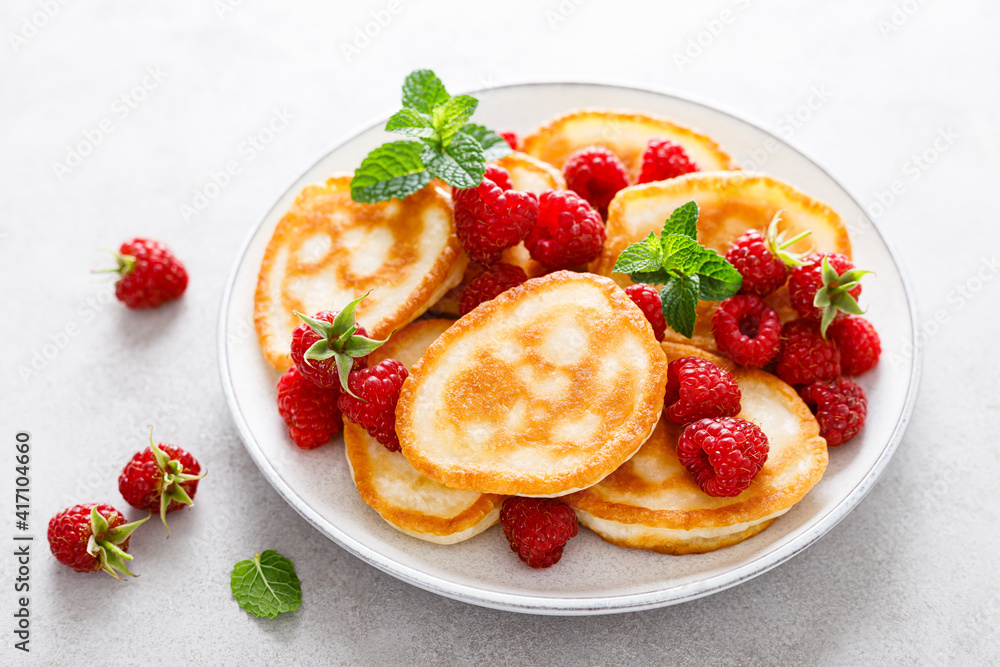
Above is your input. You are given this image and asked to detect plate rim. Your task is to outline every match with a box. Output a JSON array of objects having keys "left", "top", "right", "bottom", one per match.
[{"left": 216, "top": 80, "right": 922, "bottom": 615}]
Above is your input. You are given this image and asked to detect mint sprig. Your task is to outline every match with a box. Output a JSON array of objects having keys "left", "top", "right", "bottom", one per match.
[
  {"left": 350, "top": 70, "right": 512, "bottom": 203},
  {"left": 613, "top": 201, "right": 743, "bottom": 338},
  {"left": 231, "top": 550, "right": 302, "bottom": 619}
]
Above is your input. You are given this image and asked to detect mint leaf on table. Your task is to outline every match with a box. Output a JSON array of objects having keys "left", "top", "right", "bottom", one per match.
[
  {"left": 613, "top": 200, "right": 743, "bottom": 338},
  {"left": 350, "top": 69, "right": 511, "bottom": 203},
  {"left": 231, "top": 550, "right": 302, "bottom": 619}
]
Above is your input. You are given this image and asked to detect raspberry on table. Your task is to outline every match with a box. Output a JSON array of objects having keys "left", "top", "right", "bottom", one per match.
[
  {"left": 498, "top": 131, "right": 520, "bottom": 151},
  {"left": 829, "top": 316, "right": 881, "bottom": 376},
  {"left": 562, "top": 145, "right": 630, "bottom": 218},
  {"left": 711, "top": 294, "right": 782, "bottom": 367},
  {"left": 677, "top": 417, "right": 769, "bottom": 497},
  {"left": 799, "top": 377, "right": 868, "bottom": 446},
  {"left": 726, "top": 228, "right": 788, "bottom": 297},
  {"left": 338, "top": 359, "right": 409, "bottom": 452},
  {"left": 499, "top": 497, "right": 579, "bottom": 569},
  {"left": 118, "top": 438, "right": 203, "bottom": 529},
  {"left": 525, "top": 190, "right": 606, "bottom": 270},
  {"left": 290, "top": 310, "right": 369, "bottom": 389},
  {"left": 775, "top": 319, "right": 841, "bottom": 386},
  {"left": 108, "top": 238, "right": 188, "bottom": 309},
  {"left": 277, "top": 366, "right": 343, "bottom": 449},
  {"left": 625, "top": 283, "right": 666, "bottom": 341},
  {"left": 459, "top": 262, "right": 528, "bottom": 316},
  {"left": 47, "top": 503, "right": 148, "bottom": 579},
  {"left": 454, "top": 176, "right": 538, "bottom": 266},
  {"left": 636, "top": 137, "right": 699, "bottom": 184},
  {"left": 664, "top": 356, "right": 742, "bottom": 424}
]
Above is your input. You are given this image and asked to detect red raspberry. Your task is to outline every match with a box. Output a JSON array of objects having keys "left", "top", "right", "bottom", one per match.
[
  {"left": 109, "top": 238, "right": 188, "bottom": 309},
  {"left": 775, "top": 319, "right": 841, "bottom": 386},
  {"left": 829, "top": 316, "right": 882, "bottom": 376},
  {"left": 677, "top": 417, "right": 769, "bottom": 497},
  {"left": 459, "top": 262, "right": 528, "bottom": 316},
  {"left": 562, "top": 145, "right": 629, "bottom": 218},
  {"left": 799, "top": 377, "right": 868, "bottom": 446},
  {"left": 498, "top": 131, "right": 520, "bottom": 151},
  {"left": 47, "top": 503, "right": 148, "bottom": 579},
  {"left": 726, "top": 229, "right": 788, "bottom": 297},
  {"left": 788, "top": 252, "right": 863, "bottom": 323},
  {"left": 454, "top": 177, "right": 538, "bottom": 266},
  {"left": 525, "top": 190, "right": 606, "bottom": 269},
  {"left": 277, "top": 366, "right": 343, "bottom": 449},
  {"left": 636, "top": 138, "right": 699, "bottom": 184},
  {"left": 664, "top": 357, "right": 741, "bottom": 424},
  {"left": 711, "top": 294, "right": 782, "bottom": 367},
  {"left": 290, "top": 310, "right": 369, "bottom": 389},
  {"left": 624, "top": 284, "right": 666, "bottom": 341},
  {"left": 118, "top": 438, "right": 204, "bottom": 529},
  {"left": 338, "top": 359, "right": 409, "bottom": 452},
  {"left": 499, "top": 497, "right": 578, "bottom": 569}
]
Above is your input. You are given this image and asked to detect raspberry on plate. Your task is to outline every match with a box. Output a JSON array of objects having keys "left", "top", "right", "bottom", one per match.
[
  {"left": 105, "top": 238, "right": 188, "bottom": 309},
  {"left": 454, "top": 176, "right": 538, "bottom": 266},
  {"left": 775, "top": 319, "right": 841, "bottom": 386},
  {"left": 725, "top": 214, "right": 812, "bottom": 297},
  {"left": 118, "top": 436, "right": 204, "bottom": 530},
  {"left": 525, "top": 190, "right": 606, "bottom": 270},
  {"left": 338, "top": 359, "right": 409, "bottom": 452},
  {"left": 636, "top": 137, "right": 699, "bottom": 184},
  {"left": 562, "top": 145, "right": 630, "bottom": 218},
  {"left": 498, "top": 130, "right": 520, "bottom": 151},
  {"left": 829, "top": 316, "right": 881, "bottom": 376},
  {"left": 290, "top": 294, "right": 382, "bottom": 389},
  {"left": 677, "top": 417, "right": 769, "bottom": 497},
  {"left": 459, "top": 262, "right": 528, "bottom": 316},
  {"left": 500, "top": 497, "right": 578, "bottom": 569},
  {"left": 799, "top": 377, "right": 868, "bottom": 446},
  {"left": 47, "top": 504, "right": 148, "bottom": 579},
  {"left": 625, "top": 283, "right": 666, "bottom": 341},
  {"left": 711, "top": 294, "right": 782, "bottom": 367},
  {"left": 277, "top": 366, "right": 343, "bottom": 449},
  {"left": 664, "top": 356, "right": 741, "bottom": 424},
  {"left": 788, "top": 252, "right": 869, "bottom": 335}
]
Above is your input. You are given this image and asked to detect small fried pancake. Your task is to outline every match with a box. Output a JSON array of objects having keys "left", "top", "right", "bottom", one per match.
[
  {"left": 565, "top": 342, "right": 827, "bottom": 554},
  {"left": 397, "top": 271, "right": 668, "bottom": 497},
  {"left": 592, "top": 171, "right": 852, "bottom": 351},
  {"left": 254, "top": 177, "right": 467, "bottom": 370},
  {"left": 521, "top": 109, "right": 736, "bottom": 180},
  {"left": 344, "top": 319, "right": 504, "bottom": 544}
]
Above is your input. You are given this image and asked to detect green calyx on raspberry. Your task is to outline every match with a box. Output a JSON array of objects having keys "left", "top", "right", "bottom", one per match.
[
  {"left": 814, "top": 255, "right": 871, "bottom": 338},
  {"left": 294, "top": 293, "right": 389, "bottom": 400},
  {"left": 765, "top": 211, "right": 812, "bottom": 267},
  {"left": 87, "top": 506, "right": 149, "bottom": 581},
  {"left": 94, "top": 249, "right": 137, "bottom": 277},
  {"left": 148, "top": 433, "right": 205, "bottom": 533}
]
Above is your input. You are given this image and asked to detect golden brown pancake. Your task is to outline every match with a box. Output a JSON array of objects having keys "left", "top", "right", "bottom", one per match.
[{"left": 565, "top": 342, "right": 827, "bottom": 554}]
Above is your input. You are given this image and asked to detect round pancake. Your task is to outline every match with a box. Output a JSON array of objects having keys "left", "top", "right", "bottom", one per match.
[
  {"left": 592, "top": 171, "right": 852, "bottom": 352},
  {"left": 521, "top": 109, "right": 736, "bottom": 180},
  {"left": 565, "top": 342, "right": 828, "bottom": 554},
  {"left": 344, "top": 319, "right": 503, "bottom": 544},
  {"left": 397, "top": 271, "right": 669, "bottom": 497},
  {"left": 254, "top": 176, "right": 467, "bottom": 370}
]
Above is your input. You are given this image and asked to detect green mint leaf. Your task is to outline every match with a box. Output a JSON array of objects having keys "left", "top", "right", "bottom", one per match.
[
  {"left": 691, "top": 250, "right": 743, "bottom": 300},
  {"left": 662, "top": 201, "right": 699, "bottom": 241},
  {"left": 385, "top": 109, "right": 437, "bottom": 139},
  {"left": 630, "top": 269, "right": 672, "bottom": 285},
  {"left": 401, "top": 69, "right": 450, "bottom": 113},
  {"left": 660, "top": 274, "right": 700, "bottom": 339},
  {"left": 422, "top": 132, "right": 485, "bottom": 189},
  {"left": 458, "top": 123, "right": 513, "bottom": 161},
  {"left": 613, "top": 232, "right": 663, "bottom": 275},
  {"left": 350, "top": 141, "right": 431, "bottom": 203},
  {"left": 433, "top": 95, "right": 478, "bottom": 145},
  {"left": 660, "top": 234, "right": 705, "bottom": 273},
  {"left": 231, "top": 550, "right": 302, "bottom": 619}
]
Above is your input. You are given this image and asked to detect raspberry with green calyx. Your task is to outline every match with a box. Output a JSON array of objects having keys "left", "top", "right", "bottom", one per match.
[
  {"left": 118, "top": 432, "right": 205, "bottom": 532},
  {"left": 47, "top": 504, "right": 149, "bottom": 580},
  {"left": 788, "top": 253, "right": 871, "bottom": 337}
]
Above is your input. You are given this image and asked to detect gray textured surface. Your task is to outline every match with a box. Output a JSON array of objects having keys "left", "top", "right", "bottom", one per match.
[{"left": 2, "top": 0, "right": 998, "bottom": 664}]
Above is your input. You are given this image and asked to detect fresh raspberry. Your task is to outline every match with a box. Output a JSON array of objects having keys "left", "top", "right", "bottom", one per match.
[
  {"left": 562, "top": 145, "right": 629, "bottom": 218},
  {"left": 289, "top": 300, "right": 374, "bottom": 389},
  {"left": 711, "top": 294, "right": 782, "bottom": 367},
  {"left": 454, "top": 177, "right": 538, "bottom": 266},
  {"left": 108, "top": 238, "right": 188, "bottom": 309},
  {"left": 624, "top": 284, "right": 666, "bottom": 341},
  {"left": 636, "top": 138, "right": 699, "bottom": 184},
  {"left": 829, "top": 316, "right": 882, "bottom": 376},
  {"left": 775, "top": 319, "right": 841, "bottom": 386},
  {"left": 799, "top": 377, "right": 868, "bottom": 446},
  {"left": 338, "top": 359, "right": 409, "bottom": 452},
  {"left": 525, "top": 190, "right": 606, "bottom": 269},
  {"left": 118, "top": 437, "right": 204, "bottom": 529},
  {"left": 47, "top": 503, "right": 148, "bottom": 579},
  {"left": 276, "top": 366, "right": 343, "bottom": 449},
  {"left": 459, "top": 262, "right": 527, "bottom": 316},
  {"left": 788, "top": 252, "right": 863, "bottom": 324},
  {"left": 499, "top": 497, "right": 578, "bottom": 569},
  {"left": 664, "top": 357, "right": 742, "bottom": 424},
  {"left": 726, "top": 228, "right": 788, "bottom": 297},
  {"left": 498, "top": 131, "right": 520, "bottom": 151},
  {"left": 676, "top": 417, "right": 769, "bottom": 497}
]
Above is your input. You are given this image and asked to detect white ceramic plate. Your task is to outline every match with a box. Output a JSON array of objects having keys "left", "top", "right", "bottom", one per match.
[{"left": 218, "top": 82, "right": 920, "bottom": 615}]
